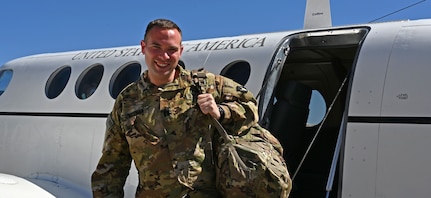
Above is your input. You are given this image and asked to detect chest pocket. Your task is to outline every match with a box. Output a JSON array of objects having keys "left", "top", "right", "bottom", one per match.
[
  {"left": 120, "top": 98, "right": 161, "bottom": 142},
  {"left": 159, "top": 87, "right": 210, "bottom": 140},
  {"left": 159, "top": 87, "right": 195, "bottom": 121}
]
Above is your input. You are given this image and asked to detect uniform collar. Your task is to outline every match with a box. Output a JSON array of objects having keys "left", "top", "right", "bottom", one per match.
[{"left": 139, "top": 65, "right": 194, "bottom": 92}]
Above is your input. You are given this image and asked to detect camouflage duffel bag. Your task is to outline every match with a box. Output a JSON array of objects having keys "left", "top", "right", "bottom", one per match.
[{"left": 215, "top": 124, "right": 292, "bottom": 198}]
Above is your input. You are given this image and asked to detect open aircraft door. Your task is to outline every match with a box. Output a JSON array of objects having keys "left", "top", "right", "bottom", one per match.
[
  {"left": 258, "top": 27, "right": 368, "bottom": 198},
  {"left": 345, "top": 23, "right": 431, "bottom": 198}
]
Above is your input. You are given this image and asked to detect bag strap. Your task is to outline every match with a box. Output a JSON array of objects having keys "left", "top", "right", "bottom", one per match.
[
  {"left": 191, "top": 68, "right": 233, "bottom": 142},
  {"left": 191, "top": 68, "right": 209, "bottom": 94},
  {"left": 191, "top": 68, "right": 256, "bottom": 179}
]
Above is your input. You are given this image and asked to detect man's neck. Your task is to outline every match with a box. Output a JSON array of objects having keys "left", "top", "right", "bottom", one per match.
[{"left": 149, "top": 67, "right": 180, "bottom": 87}]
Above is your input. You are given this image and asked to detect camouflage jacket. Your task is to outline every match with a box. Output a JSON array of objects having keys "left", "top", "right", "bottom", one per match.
[{"left": 91, "top": 66, "right": 259, "bottom": 197}]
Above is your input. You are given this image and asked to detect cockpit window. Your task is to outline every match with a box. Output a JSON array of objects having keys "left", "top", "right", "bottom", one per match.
[
  {"left": 109, "top": 62, "right": 141, "bottom": 99},
  {"left": 76, "top": 64, "right": 104, "bottom": 99},
  {"left": 220, "top": 60, "right": 251, "bottom": 86},
  {"left": 45, "top": 66, "right": 71, "bottom": 99},
  {"left": 0, "top": 69, "right": 13, "bottom": 96}
]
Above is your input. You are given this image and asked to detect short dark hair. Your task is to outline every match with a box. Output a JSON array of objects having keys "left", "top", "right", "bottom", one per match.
[{"left": 144, "top": 19, "right": 182, "bottom": 41}]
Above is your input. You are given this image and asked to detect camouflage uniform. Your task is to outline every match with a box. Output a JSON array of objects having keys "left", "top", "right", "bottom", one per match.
[{"left": 91, "top": 65, "right": 263, "bottom": 197}]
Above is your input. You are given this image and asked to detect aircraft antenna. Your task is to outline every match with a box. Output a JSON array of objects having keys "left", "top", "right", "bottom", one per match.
[{"left": 369, "top": 0, "right": 427, "bottom": 23}]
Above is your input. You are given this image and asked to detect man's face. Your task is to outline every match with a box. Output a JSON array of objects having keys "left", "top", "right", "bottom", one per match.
[{"left": 141, "top": 26, "right": 183, "bottom": 86}]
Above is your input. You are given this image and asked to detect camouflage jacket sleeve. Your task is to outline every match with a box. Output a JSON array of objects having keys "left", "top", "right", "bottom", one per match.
[
  {"left": 209, "top": 73, "right": 258, "bottom": 136},
  {"left": 91, "top": 96, "right": 132, "bottom": 197}
]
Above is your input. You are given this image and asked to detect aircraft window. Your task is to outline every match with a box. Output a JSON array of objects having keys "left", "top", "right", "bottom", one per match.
[
  {"left": 76, "top": 64, "right": 104, "bottom": 99},
  {"left": 220, "top": 61, "right": 251, "bottom": 86},
  {"left": 0, "top": 69, "right": 13, "bottom": 96},
  {"left": 109, "top": 62, "right": 141, "bottom": 99},
  {"left": 45, "top": 66, "right": 71, "bottom": 99},
  {"left": 307, "top": 90, "right": 326, "bottom": 126}
]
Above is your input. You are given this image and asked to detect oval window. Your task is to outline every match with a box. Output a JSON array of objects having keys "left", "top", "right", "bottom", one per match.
[
  {"left": 76, "top": 64, "right": 104, "bottom": 99},
  {"left": 220, "top": 61, "right": 251, "bottom": 86},
  {"left": 0, "top": 69, "right": 13, "bottom": 96},
  {"left": 307, "top": 90, "right": 326, "bottom": 126},
  {"left": 45, "top": 66, "right": 71, "bottom": 99},
  {"left": 109, "top": 62, "right": 141, "bottom": 99}
]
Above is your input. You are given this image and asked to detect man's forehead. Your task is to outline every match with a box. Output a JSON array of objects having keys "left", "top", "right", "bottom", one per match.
[
  {"left": 147, "top": 30, "right": 181, "bottom": 46},
  {"left": 148, "top": 27, "right": 180, "bottom": 37}
]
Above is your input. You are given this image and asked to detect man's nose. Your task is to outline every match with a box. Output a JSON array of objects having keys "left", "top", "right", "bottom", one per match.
[{"left": 160, "top": 51, "right": 170, "bottom": 59}]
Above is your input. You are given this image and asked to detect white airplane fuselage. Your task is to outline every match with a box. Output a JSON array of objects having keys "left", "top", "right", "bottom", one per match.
[{"left": 1, "top": 18, "right": 431, "bottom": 198}]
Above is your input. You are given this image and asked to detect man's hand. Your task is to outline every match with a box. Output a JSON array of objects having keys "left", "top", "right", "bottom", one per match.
[{"left": 197, "top": 93, "right": 220, "bottom": 120}]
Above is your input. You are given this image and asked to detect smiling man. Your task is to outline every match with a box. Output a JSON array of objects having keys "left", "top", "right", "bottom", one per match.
[{"left": 91, "top": 18, "right": 291, "bottom": 198}]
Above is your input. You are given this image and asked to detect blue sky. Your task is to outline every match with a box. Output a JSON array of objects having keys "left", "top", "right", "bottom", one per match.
[{"left": 1, "top": 0, "right": 430, "bottom": 66}]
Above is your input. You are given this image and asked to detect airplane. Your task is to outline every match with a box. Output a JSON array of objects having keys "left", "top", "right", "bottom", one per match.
[{"left": 1, "top": 0, "right": 431, "bottom": 197}]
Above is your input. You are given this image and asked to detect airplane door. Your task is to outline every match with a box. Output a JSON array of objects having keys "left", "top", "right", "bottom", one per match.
[
  {"left": 342, "top": 22, "right": 401, "bottom": 198},
  {"left": 344, "top": 23, "right": 431, "bottom": 198},
  {"left": 258, "top": 28, "right": 368, "bottom": 198},
  {"left": 376, "top": 25, "right": 431, "bottom": 198}
]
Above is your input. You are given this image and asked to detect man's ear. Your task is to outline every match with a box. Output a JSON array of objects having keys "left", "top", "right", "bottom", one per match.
[
  {"left": 140, "top": 40, "right": 146, "bottom": 55},
  {"left": 179, "top": 45, "right": 184, "bottom": 56}
]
